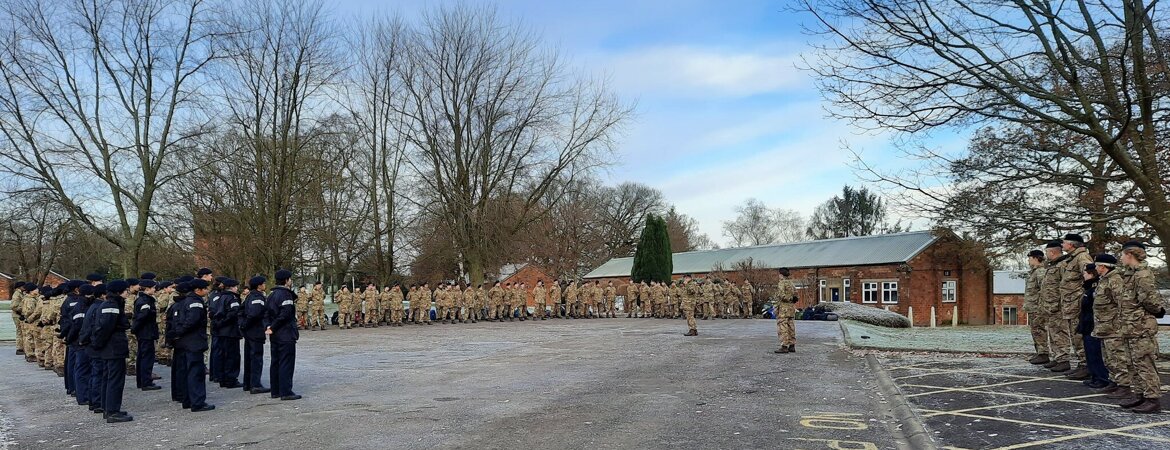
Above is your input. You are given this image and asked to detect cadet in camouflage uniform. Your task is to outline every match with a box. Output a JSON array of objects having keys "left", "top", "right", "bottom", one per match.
[
  {"left": 533, "top": 281, "right": 548, "bottom": 320},
  {"left": 547, "top": 282, "right": 561, "bottom": 319},
  {"left": 1117, "top": 242, "right": 1165, "bottom": 413},
  {"left": 1093, "top": 254, "right": 1129, "bottom": 399},
  {"left": 296, "top": 286, "right": 310, "bottom": 330},
  {"left": 1040, "top": 241, "right": 1070, "bottom": 372},
  {"left": 603, "top": 281, "right": 616, "bottom": 319},
  {"left": 388, "top": 283, "right": 405, "bottom": 326},
  {"left": 682, "top": 276, "right": 698, "bottom": 336},
  {"left": 564, "top": 281, "right": 580, "bottom": 319},
  {"left": 156, "top": 282, "right": 175, "bottom": 365},
  {"left": 11, "top": 282, "right": 26, "bottom": 355},
  {"left": 309, "top": 282, "right": 328, "bottom": 330},
  {"left": 700, "top": 279, "right": 716, "bottom": 320},
  {"left": 48, "top": 286, "right": 66, "bottom": 375},
  {"left": 21, "top": 284, "right": 41, "bottom": 362},
  {"left": 378, "top": 285, "right": 394, "bottom": 325},
  {"left": 415, "top": 283, "right": 432, "bottom": 325},
  {"left": 1059, "top": 234, "right": 1093, "bottom": 378},
  {"left": 1024, "top": 249, "right": 1051, "bottom": 365},
  {"left": 775, "top": 269, "right": 798, "bottom": 353},
  {"left": 337, "top": 285, "right": 354, "bottom": 329},
  {"left": 625, "top": 281, "right": 639, "bottom": 318},
  {"left": 363, "top": 283, "right": 380, "bottom": 327},
  {"left": 741, "top": 281, "right": 754, "bottom": 318}
]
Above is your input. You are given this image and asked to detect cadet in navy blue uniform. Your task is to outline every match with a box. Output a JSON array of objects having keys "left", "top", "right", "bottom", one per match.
[
  {"left": 173, "top": 278, "right": 215, "bottom": 412},
  {"left": 68, "top": 284, "right": 96, "bottom": 406},
  {"left": 58, "top": 280, "right": 83, "bottom": 396},
  {"left": 92, "top": 280, "right": 132, "bottom": 423},
  {"left": 242, "top": 276, "right": 270, "bottom": 394},
  {"left": 211, "top": 278, "right": 243, "bottom": 388},
  {"left": 79, "top": 282, "right": 105, "bottom": 413},
  {"left": 266, "top": 269, "right": 301, "bottom": 400},
  {"left": 132, "top": 279, "right": 162, "bottom": 391},
  {"left": 167, "top": 276, "right": 194, "bottom": 405}
]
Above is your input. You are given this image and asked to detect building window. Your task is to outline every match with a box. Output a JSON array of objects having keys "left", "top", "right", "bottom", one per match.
[
  {"left": 819, "top": 279, "right": 827, "bottom": 303},
  {"left": 862, "top": 282, "right": 879, "bottom": 304},
  {"left": 1002, "top": 306, "right": 1018, "bottom": 325},
  {"left": 941, "top": 280, "right": 957, "bottom": 303},
  {"left": 881, "top": 281, "right": 899, "bottom": 304},
  {"left": 844, "top": 279, "right": 851, "bottom": 303}
]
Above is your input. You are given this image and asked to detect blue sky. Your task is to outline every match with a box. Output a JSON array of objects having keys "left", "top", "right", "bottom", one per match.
[{"left": 335, "top": 0, "right": 949, "bottom": 245}]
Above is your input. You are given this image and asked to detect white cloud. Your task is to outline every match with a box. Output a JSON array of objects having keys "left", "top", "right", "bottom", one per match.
[{"left": 595, "top": 45, "right": 807, "bottom": 98}]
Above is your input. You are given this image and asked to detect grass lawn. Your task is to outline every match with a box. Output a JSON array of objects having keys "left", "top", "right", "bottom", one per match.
[{"left": 840, "top": 319, "right": 1170, "bottom": 357}]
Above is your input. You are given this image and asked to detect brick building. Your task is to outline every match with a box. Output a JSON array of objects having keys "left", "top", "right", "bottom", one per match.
[
  {"left": 0, "top": 271, "right": 13, "bottom": 301},
  {"left": 992, "top": 270, "right": 1028, "bottom": 325},
  {"left": 583, "top": 230, "right": 992, "bottom": 327}
]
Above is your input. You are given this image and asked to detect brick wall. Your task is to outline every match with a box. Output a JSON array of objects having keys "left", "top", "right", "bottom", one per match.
[
  {"left": 0, "top": 277, "right": 11, "bottom": 301},
  {"left": 502, "top": 265, "right": 554, "bottom": 307},
  {"left": 991, "top": 294, "right": 1029, "bottom": 325}
]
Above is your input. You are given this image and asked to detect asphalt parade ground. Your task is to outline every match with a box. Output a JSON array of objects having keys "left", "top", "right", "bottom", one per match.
[
  {"left": 0, "top": 319, "right": 905, "bottom": 449},
  {"left": 878, "top": 354, "right": 1170, "bottom": 450}
]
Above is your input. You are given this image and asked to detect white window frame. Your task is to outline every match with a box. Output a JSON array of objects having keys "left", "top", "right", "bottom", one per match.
[
  {"left": 862, "top": 282, "right": 879, "bottom": 304},
  {"left": 818, "top": 279, "right": 827, "bottom": 302},
  {"left": 1002, "top": 306, "right": 1018, "bottom": 325},
  {"left": 881, "top": 281, "right": 899, "bottom": 304},
  {"left": 843, "top": 279, "right": 851, "bottom": 303},
  {"left": 941, "top": 280, "right": 957, "bottom": 303}
]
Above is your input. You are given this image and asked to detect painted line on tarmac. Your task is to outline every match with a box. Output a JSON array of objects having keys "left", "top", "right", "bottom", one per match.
[
  {"left": 919, "top": 393, "right": 1107, "bottom": 418},
  {"left": 893, "top": 368, "right": 1083, "bottom": 384},
  {"left": 918, "top": 409, "right": 1170, "bottom": 444},
  {"left": 900, "top": 384, "right": 1111, "bottom": 407},
  {"left": 988, "top": 420, "right": 1170, "bottom": 449},
  {"left": 905, "top": 378, "right": 1061, "bottom": 397}
]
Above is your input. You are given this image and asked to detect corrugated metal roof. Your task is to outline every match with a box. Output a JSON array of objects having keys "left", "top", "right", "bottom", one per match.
[
  {"left": 993, "top": 270, "right": 1027, "bottom": 295},
  {"left": 583, "top": 231, "right": 939, "bottom": 279}
]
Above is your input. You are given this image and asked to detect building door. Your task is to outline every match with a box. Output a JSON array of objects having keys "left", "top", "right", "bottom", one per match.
[{"left": 830, "top": 287, "right": 841, "bottom": 302}]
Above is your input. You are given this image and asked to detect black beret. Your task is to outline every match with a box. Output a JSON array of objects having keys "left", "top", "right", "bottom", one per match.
[
  {"left": 1085, "top": 263, "right": 1097, "bottom": 273},
  {"left": 23, "top": 283, "right": 36, "bottom": 291},
  {"left": 139, "top": 272, "right": 157, "bottom": 280},
  {"left": 158, "top": 281, "right": 172, "bottom": 289},
  {"left": 222, "top": 278, "right": 239, "bottom": 288},
  {"left": 275, "top": 269, "right": 292, "bottom": 281},
  {"left": 248, "top": 276, "right": 267, "bottom": 289},
  {"left": 139, "top": 279, "right": 157, "bottom": 288},
  {"left": 13, "top": 281, "right": 26, "bottom": 289},
  {"left": 189, "top": 279, "right": 210, "bottom": 290},
  {"left": 86, "top": 273, "right": 104, "bottom": 282},
  {"left": 1046, "top": 240, "right": 1062, "bottom": 249},
  {"left": 51, "top": 287, "right": 64, "bottom": 297},
  {"left": 106, "top": 280, "right": 129, "bottom": 294},
  {"left": 1122, "top": 240, "right": 1146, "bottom": 250},
  {"left": 92, "top": 283, "right": 105, "bottom": 294},
  {"left": 1027, "top": 250, "right": 1044, "bottom": 259},
  {"left": 125, "top": 278, "right": 139, "bottom": 286},
  {"left": 79, "top": 285, "right": 93, "bottom": 296},
  {"left": 1094, "top": 254, "right": 1118, "bottom": 266},
  {"left": 196, "top": 267, "right": 213, "bottom": 276},
  {"left": 175, "top": 282, "right": 191, "bottom": 294},
  {"left": 1063, "top": 233, "right": 1084, "bottom": 243},
  {"left": 37, "top": 286, "right": 52, "bottom": 297}
]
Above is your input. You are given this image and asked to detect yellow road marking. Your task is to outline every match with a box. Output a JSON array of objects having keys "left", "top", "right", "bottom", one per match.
[
  {"left": 901, "top": 384, "right": 1113, "bottom": 407},
  {"left": 920, "top": 410, "right": 1170, "bottom": 444},
  {"left": 989, "top": 420, "right": 1170, "bottom": 449},
  {"left": 920, "top": 393, "right": 1106, "bottom": 417}
]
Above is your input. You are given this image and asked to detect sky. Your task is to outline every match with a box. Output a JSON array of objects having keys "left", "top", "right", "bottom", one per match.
[{"left": 334, "top": 0, "right": 949, "bottom": 246}]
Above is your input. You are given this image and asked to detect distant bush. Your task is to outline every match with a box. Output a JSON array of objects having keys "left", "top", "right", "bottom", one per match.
[{"left": 816, "top": 302, "right": 911, "bottom": 328}]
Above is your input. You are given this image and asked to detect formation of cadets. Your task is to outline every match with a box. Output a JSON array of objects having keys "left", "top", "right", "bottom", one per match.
[
  {"left": 8, "top": 267, "right": 302, "bottom": 424},
  {"left": 1023, "top": 235, "right": 1165, "bottom": 414},
  {"left": 296, "top": 278, "right": 761, "bottom": 335}
]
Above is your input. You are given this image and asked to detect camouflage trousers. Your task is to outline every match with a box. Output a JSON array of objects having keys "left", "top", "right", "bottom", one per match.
[
  {"left": 339, "top": 306, "right": 354, "bottom": 328},
  {"left": 1027, "top": 311, "right": 1051, "bottom": 355},
  {"left": 683, "top": 303, "right": 697, "bottom": 330},
  {"left": 386, "top": 306, "right": 403, "bottom": 325},
  {"left": 365, "top": 308, "right": 381, "bottom": 325},
  {"left": 23, "top": 324, "right": 38, "bottom": 359},
  {"left": 1125, "top": 336, "right": 1162, "bottom": 399},
  {"left": 412, "top": 307, "right": 430, "bottom": 323},
  {"left": 296, "top": 309, "right": 309, "bottom": 328},
  {"left": 309, "top": 307, "right": 327, "bottom": 328},
  {"left": 13, "top": 317, "right": 24, "bottom": 353},
  {"left": 38, "top": 326, "right": 54, "bottom": 367},
  {"left": 438, "top": 306, "right": 457, "bottom": 322},
  {"left": 777, "top": 304, "right": 797, "bottom": 347},
  {"left": 1103, "top": 338, "right": 1130, "bottom": 387},
  {"left": 1046, "top": 317, "right": 1085, "bottom": 364}
]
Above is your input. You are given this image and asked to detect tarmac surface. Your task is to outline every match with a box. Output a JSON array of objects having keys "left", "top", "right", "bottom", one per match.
[
  {"left": 878, "top": 354, "right": 1170, "bottom": 449},
  {"left": 0, "top": 318, "right": 905, "bottom": 450}
]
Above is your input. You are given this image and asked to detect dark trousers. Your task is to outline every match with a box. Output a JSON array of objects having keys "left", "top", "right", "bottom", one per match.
[
  {"left": 101, "top": 358, "right": 126, "bottom": 414},
  {"left": 182, "top": 349, "right": 208, "bottom": 407},
  {"left": 217, "top": 337, "right": 241, "bottom": 383},
  {"left": 64, "top": 345, "right": 75, "bottom": 394},
  {"left": 243, "top": 338, "right": 264, "bottom": 389},
  {"left": 209, "top": 336, "right": 220, "bottom": 382},
  {"left": 271, "top": 340, "right": 296, "bottom": 397},
  {"left": 1083, "top": 335, "right": 1111, "bottom": 384},
  {"left": 73, "top": 349, "right": 91, "bottom": 405},
  {"left": 89, "top": 357, "right": 103, "bottom": 407},
  {"left": 171, "top": 350, "right": 187, "bottom": 404},
  {"left": 136, "top": 338, "right": 156, "bottom": 388}
]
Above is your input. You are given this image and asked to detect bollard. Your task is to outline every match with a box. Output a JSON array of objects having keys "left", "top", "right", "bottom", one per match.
[
  {"left": 908, "top": 306, "right": 914, "bottom": 328},
  {"left": 952, "top": 305, "right": 958, "bottom": 327},
  {"left": 930, "top": 306, "right": 936, "bottom": 328}
]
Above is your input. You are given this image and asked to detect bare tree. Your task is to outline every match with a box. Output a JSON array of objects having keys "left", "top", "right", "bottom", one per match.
[
  {"left": 801, "top": 0, "right": 1170, "bottom": 254},
  {"left": 722, "top": 198, "right": 806, "bottom": 246},
  {"left": 599, "top": 182, "right": 666, "bottom": 257},
  {"left": 0, "top": 0, "right": 219, "bottom": 274},
  {"left": 394, "top": 5, "right": 631, "bottom": 285},
  {"left": 664, "top": 207, "right": 717, "bottom": 252}
]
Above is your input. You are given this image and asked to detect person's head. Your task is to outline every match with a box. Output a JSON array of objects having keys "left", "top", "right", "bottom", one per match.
[
  {"left": 190, "top": 279, "right": 210, "bottom": 297},
  {"left": 1083, "top": 263, "right": 1098, "bottom": 281},
  {"left": 275, "top": 269, "right": 292, "bottom": 287},
  {"left": 1045, "top": 240, "right": 1063, "bottom": 259},
  {"left": 1094, "top": 254, "right": 1117, "bottom": 276},
  {"left": 223, "top": 278, "right": 240, "bottom": 292},
  {"left": 106, "top": 280, "right": 129, "bottom": 297},
  {"left": 86, "top": 272, "right": 104, "bottom": 286},
  {"left": 1120, "top": 241, "right": 1147, "bottom": 268},
  {"left": 197, "top": 267, "right": 213, "bottom": 282},
  {"left": 1027, "top": 249, "right": 1045, "bottom": 267},
  {"left": 249, "top": 276, "right": 267, "bottom": 292},
  {"left": 778, "top": 268, "right": 791, "bottom": 279},
  {"left": 1061, "top": 234, "right": 1085, "bottom": 253},
  {"left": 139, "top": 279, "right": 157, "bottom": 295}
]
